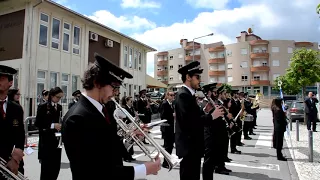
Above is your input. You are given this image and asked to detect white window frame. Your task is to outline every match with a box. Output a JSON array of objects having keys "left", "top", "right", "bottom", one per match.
[
  {"left": 51, "top": 17, "right": 61, "bottom": 50},
  {"left": 71, "top": 75, "right": 79, "bottom": 93},
  {"left": 241, "top": 61, "right": 248, "bottom": 68},
  {"left": 169, "top": 65, "right": 173, "bottom": 70},
  {"left": 241, "top": 75, "right": 248, "bottom": 81},
  {"left": 253, "top": 75, "right": 260, "bottom": 81},
  {"left": 50, "top": 72, "right": 58, "bottom": 89},
  {"left": 227, "top": 76, "right": 233, "bottom": 82},
  {"left": 124, "top": 46, "right": 128, "bottom": 67},
  {"left": 287, "top": 47, "right": 293, "bottom": 54},
  {"left": 272, "top": 60, "right": 280, "bottom": 67},
  {"left": 39, "top": 13, "right": 49, "bottom": 47},
  {"left": 227, "top": 63, "right": 232, "bottom": 69},
  {"left": 288, "top": 60, "right": 291, "bottom": 66},
  {"left": 273, "top": 74, "right": 280, "bottom": 80},
  {"left": 129, "top": 48, "right": 133, "bottom": 68},
  {"left": 134, "top": 49, "right": 138, "bottom": 70},
  {"left": 73, "top": 25, "right": 81, "bottom": 55},
  {"left": 61, "top": 73, "right": 69, "bottom": 104},
  {"left": 272, "top": 47, "right": 279, "bottom": 53},
  {"left": 138, "top": 51, "right": 142, "bottom": 71},
  {"left": 37, "top": 70, "right": 47, "bottom": 102},
  {"left": 178, "top": 53, "right": 183, "bottom": 58},
  {"left": 62, "top": 22, "right": 71, "bottom": 52},
  {"left": 169, "top": 76, "right": 173, "bottom": 81},
  {"left": 241, "top": 48, "right": 247, "bottom": 55}
]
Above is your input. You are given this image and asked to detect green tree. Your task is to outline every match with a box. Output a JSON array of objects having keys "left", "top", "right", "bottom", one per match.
[
  {"left": 286, "top": 48, "right": 320, "bottom": 123},
  {"left": 221, "top": 83, "right": 232, "bottom": 93},
  {"left": 317, "top": 4, "right": 320, "bottom": 15},
  {"left": 273, "top": 75, "right": 300, "bottom": 95}
]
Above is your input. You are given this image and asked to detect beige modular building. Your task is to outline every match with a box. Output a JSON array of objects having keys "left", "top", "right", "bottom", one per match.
[
  {"left": 154, "top": 31, "right": 318, "bottom": 96},
  {"left": 0, "top": 0, "right": 156, "bottom": 116}
]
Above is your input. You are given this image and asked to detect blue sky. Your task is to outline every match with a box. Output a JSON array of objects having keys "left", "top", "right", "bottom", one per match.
[{"left": 55, "top": 0, "right": 320, "bottom": 77}]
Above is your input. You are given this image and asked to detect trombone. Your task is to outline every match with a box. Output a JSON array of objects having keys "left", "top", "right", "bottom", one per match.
[
  {"left": 0, "top": 157, "right": 28, "bottom": 180},
  {"left": 112, "top": 98, "right": 181, "bottom": 171}
]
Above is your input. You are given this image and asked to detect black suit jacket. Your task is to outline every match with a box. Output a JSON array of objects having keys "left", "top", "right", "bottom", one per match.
[
  {"left": 160, "top": 100, "right": 174, "bottom": 126},
  {"left": 68, "top": 100, "right": 76, "bottom": 109},
  {"left": 0, "top": 100, "right": 24, "bottom": 162},
  {"left": 35, "top": 102, "right": 62, "bottom": 159},
  {"left": 175, "top": 86, "right": 213, "bottom": 157},
  {"left": 229, "top": 98, "right": 240, "bottom": 120},
  {"left": 305, "top": 97, "right": 318, "bottom": 114},
  {"left": 272, "top": 108, "right": 287, "bottom": 132},
  {"left": 62, "top": 95, "right": 134, "bottom": 180}
]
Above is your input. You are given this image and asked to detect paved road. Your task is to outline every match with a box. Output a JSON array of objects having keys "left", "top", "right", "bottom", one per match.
[{"left": 24, "top": 109, "right": 298, "bottom": 180}]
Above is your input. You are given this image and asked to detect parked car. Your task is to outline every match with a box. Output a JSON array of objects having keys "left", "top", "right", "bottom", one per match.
[{"left": 287, "top": 101, "right": 305, "bottom": 122}]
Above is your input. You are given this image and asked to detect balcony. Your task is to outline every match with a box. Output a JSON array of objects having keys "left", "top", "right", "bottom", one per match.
[
  {"left": 250, "top": 52, "right": 269, "bottom": 59},
  {"left": 208, "top": 70, "right": 225, "bottom": 76},
  {"left": 295, "top": 42, "right": 313, "bottom": 47},
  {"left": 157, "top": 60, "right": 168, "bottom": 66},
  {"left": 208, "top": 46, "right": 225, "bottom": 52},
  {"left": 208, "top": 58, "right": 225, "bottom": 64},
  {"left": 185, "top": 55, "right": 201, "bottom": 61},
  {"left": 157, "top": 70, "right": 168, "bottom": 76},
  {"left": 251, "top": 80, "right": 270, "bottom": 85},
  {"left": 249, "top": 40, "right": 269, "bottom": 45},
  {"left": 250, "top": 66, "right": 270, "bottom": 72},
  {"left": 157, "top": 51, "right": 168, "bottom": 56},
  {"left": 161, "top": 81, "right": 168, "bottom": 84},
  {"left": 184, "top": 44, "right": 201, "bottom": 50}
]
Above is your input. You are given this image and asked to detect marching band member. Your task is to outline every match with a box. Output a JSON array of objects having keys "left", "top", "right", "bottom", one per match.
[
  {"left": 175, "top": 61, "right": 224, "bottom": 180},
  {"left": 40, "top": 90, "right": 49, "bottom": 105},
  {"left": 137, "top": 89, "right": 151, "bottom": 144},
  {"left": 0, "top": 65, "right": 25, "bottom": 176},
  {"left": 159, "top": 90, "right": 175, "bottom": 169},
  {"left": 240, "top": 92, "right": 252, "bottom": 140},
  {"left": 68, "top": 90, "right": 81, "bottom": 109},
  {"left": 62, "top": 53, "right": 160, "bottom": 180},
  {"left": 249, "top": 95, "right": 259, "bottom": 135},
  {"left": 229, "top": 89, "right": 244, "bottom": 150},
  {"left": 35, "top": 87, "right": 64, "bottom": 180}
]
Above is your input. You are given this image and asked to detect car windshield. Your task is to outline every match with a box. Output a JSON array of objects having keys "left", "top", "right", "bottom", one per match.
[{"left": 294, "top": 102, "right": 304, "bottom": 108}]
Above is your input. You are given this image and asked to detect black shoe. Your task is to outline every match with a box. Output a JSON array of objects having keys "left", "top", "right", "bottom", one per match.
[
  {"left": 277, "top": 156, "right": 287, "bottom": 161},
  {"left": 313, "top": 130, "right": 317, "bottom": 132},
  {"left": 237, "top": 142, "right": 245, "bottom": 146},
  {"left": 129, "top": 157, "right": 136, "bottom": 161},
  {"left": 249, "top": 132, "right": 256, "bottom": 135},
  {"left": 231, "top": 150, "right": 241, "bottom": 154},
  {"left": 224, "top": 158, "right": 232, "bottom": 162},
  {"left": 244, "top": 136, "right": 252, "bottom": 140},
  {"left": 162, "top": 163, "right": 169, "bottom": 169},
  {"left": 124, "top": 159, "right": 132, "bottom": 162},
  {"left": 215, "top": 169, "right": 229, "bottom": 175},
  {"left": 223, "top": 167, "right": 232, "bottom": 172}
]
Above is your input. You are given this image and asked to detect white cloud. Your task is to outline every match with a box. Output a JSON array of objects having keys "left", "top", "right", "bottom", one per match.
[
  {"left": 86, "top": 10, "right": 156, "bottom": 31},
  {"left": 121, "top": 0, "right": 161, "bottom": 9},
  {"left": 186, "top": 0, "right": 230, "bottom": 10}
]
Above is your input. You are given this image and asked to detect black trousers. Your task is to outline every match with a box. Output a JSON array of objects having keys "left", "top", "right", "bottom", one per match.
[
  {"left": 243, "top": 121, "right": 250, "bottom": 137},
  {"left": 203, "top": 151, "right": 218, "bottom": 180},
  {"left": 179, "top": 153, "right": 201, "bottom": 180},
  {"left": 230, "top": 132, "right": 238, "bottom": 150},
  {"left": 162, "top": 127, "right": 174, "bottom": 166},
  {"left": 307, "top": 113, "right": 317, "bottom": 131},
  {"left": 40, "top": 148, "right": 61, "bottom": 180},
  {"left": 273, "top": 130, "right": 284, "bottom": 158},
  {"left": 236, "top": 121, "right": 243, "bottom": 144}
]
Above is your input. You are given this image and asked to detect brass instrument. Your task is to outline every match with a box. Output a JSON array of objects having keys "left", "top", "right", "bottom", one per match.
[
  {"left": 0, "top": 157, "right": 28, "bottom": 180},
  {"left": 112, "top": 98, "right": 181, "bottom": 171}
]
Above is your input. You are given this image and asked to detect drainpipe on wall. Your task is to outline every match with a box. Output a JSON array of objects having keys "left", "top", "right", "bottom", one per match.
[{"left": 25, "top": 0, "right": 43, "bottom": 116}]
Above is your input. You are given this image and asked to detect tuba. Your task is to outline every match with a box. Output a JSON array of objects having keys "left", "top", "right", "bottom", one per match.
[
  {"left": 112, "top": 98, "right": 181, "bottom": 171},
  {"left": 0, "top": 157, "right": 28, "bottom": 180}
]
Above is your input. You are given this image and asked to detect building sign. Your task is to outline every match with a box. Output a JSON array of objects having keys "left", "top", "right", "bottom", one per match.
[{"left": 0, "top": 10, "right": 25, "bottom": 61}]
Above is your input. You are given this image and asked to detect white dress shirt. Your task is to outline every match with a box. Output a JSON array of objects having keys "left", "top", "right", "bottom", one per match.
[
  {"left": 82, "top": 92, "right": 147, "bottom": 179},
  {"left": 182, "top": 85, "right": 196, "bottom": 96}
]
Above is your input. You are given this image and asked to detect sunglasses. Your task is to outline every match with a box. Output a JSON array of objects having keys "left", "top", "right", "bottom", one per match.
[
  {"left": 110, "top": 84, "right": 120, "bottom": 89},
  {"left": 169, "top": 94, "right": 174, "bottom": 96}
]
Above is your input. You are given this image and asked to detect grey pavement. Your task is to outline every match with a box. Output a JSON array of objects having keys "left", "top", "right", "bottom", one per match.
[
  {"left": 23, "top": 109, "right": 297, "bottom": 180},
  {"left": 285, "top": 120, "right": 320, "bottom": 180}
]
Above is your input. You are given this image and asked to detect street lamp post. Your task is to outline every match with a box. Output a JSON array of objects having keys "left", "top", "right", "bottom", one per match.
[{"left": 192, "top": 33, "right": 214, "bottom": 61}]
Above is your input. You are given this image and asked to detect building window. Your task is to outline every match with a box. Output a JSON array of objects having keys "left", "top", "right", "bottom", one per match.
[
  {"left": 241, "top": 75, "right": 248, "bottom": 81},
  {"left": 128, "top": 84, "right": 132, "bottom": 96},
  {"left": 178, "top": 64, "right": 182, "bottom": 68},
  {"left": 51, "top": 18, "right": 61, "bottom": 49},
  {"left": 123, "top": 83, "right": 127, "bottom": 97},
  {"left": 227, "top": 76, "right": 233, "bottom": 82},
  {"left": 73, "top": 26, "right": 80, "bottom": 55},
  {"left": 123, "top": 46, "right": 128, "bottom": 67},
  {"left": 13, "top": 69, "right": 19, "bottom": 88},
  {"left": 273, "top": 74, "right": 280, "bottom": 80},
  {"left": 240, "top": 61, "right": 248, "bottom": 68},
  {"left": 169, "top": 56, "right": 173, "bottom": 60},
  {"left": 227, "top": 63, "right": 232, "bottom": 69},
  {"left": 138, "top": 52, "right": 142, "bottom": 71},
  {"left": 129, "top": 48, "right": 133, "bottom": 68},
  {"left": 218, "top": 64, "right": 225, "bottom": 70},
  {"left": 272, "top": 60, "right": 280, "bottom": 66},
  {"left": 218, "top": 77, "right": 225, "bottom": 83},
  {"left": 241, "top": 48, "right": 247, "bottom": 55},
  {"left": 210, "top": 78, "right": 216, "bottom": 83},
  {"left": 72, "top": 75, "right": 78, "bottom": 93},
  {"left": 169, "top": 65, "right": 173, "bottom": 70},
  {"left": 61, "top": 74, "right": 69, "bottom": 103},
  {"left": 50, "top": 72, "right": 58, "bottom": 89},
  {"left": 37, "top": 70, "right": 46, "bottom": 103},
  {"left": 253, "top": 76, "right": 260, "bottom": 81},
  {"left": 134, "top": 50, "right": 138, "bottom": 69},
  {"left": 178, "top": 54, "right": 183, "bottom": 58},
  {"left": 272, "top": 47, "right": 279, "bottom": 53},
  {"left": 138, "top": 85, "right": 141, "bottom": 92},
  {"left": 288, "top": 60, "right": 291, "bottom": 66},
  {"left": 62, "top": 22, "right": 70, "bottom": 52},
  {"left": 288, "top": 47, "right": 293, "bottom": 54},
  {"left": 39, "top": 13, "right": 49, "bottom": 46},
  {"left": 169, "top": 76, "right": 173, "bottom": 81},
  {"left": 226, "top": 50, "right": 232, "bottom": 57}
]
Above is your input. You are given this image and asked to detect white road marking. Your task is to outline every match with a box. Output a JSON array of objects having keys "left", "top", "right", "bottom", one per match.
[
  {"left": 255, "top": 133, "right": 272, "bottom": 148},
  {"left": 150, "top": 129, "right": 161, "bottom": 134}
]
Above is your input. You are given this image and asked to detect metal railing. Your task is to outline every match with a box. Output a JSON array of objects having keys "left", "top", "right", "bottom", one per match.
[{"left": 24, "top": 116, "right": 37, "bottom": 147}]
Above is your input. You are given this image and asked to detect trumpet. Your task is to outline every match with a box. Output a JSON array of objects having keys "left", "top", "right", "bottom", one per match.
[
  {"left": 112, "top": 98, "right": 181, "bottom": 171},
  {"left": 0, "top": 157, "right": 28, "bottom": 180}
]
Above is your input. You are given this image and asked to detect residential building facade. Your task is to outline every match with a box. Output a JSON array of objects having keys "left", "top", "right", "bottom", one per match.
[
  {"left": 0, "top": 0, "right": 155, "bottom": 116},
  {"left": 154, "top": 31, "right": 318, "bottom": 96}
]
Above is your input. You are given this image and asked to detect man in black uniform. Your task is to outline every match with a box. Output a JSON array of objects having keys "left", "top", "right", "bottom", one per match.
[
  {"left": 68, "top": 90, "right": 81, "bottom": 109},
  {"left": 242, "top": 93, "right": 253, "bottom": 140},
  {"left": 62, "top": 53, "right": 161, "bottom": 180},
  {"left": 229, "top": 89, "right": 242, "bottom": 152},
  {"left": 175, "top": 61, "right": 224, "bottom": 180},
  {"left": 0, "top": 65, "right": 25, "bottom": 176}
]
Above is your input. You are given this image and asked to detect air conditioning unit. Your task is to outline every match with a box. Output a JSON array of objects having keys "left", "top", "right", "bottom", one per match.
[
  {"left": 105, "top": 39, "right": 113, "bottom": 48},
  {"left": 89, "top": 32, "right": 98, "bottom": 41}
]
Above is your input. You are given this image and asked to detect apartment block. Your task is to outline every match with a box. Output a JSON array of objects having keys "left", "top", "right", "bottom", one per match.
[{"left": 154, "top": 31, "right": 318, "bottom": 96}]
